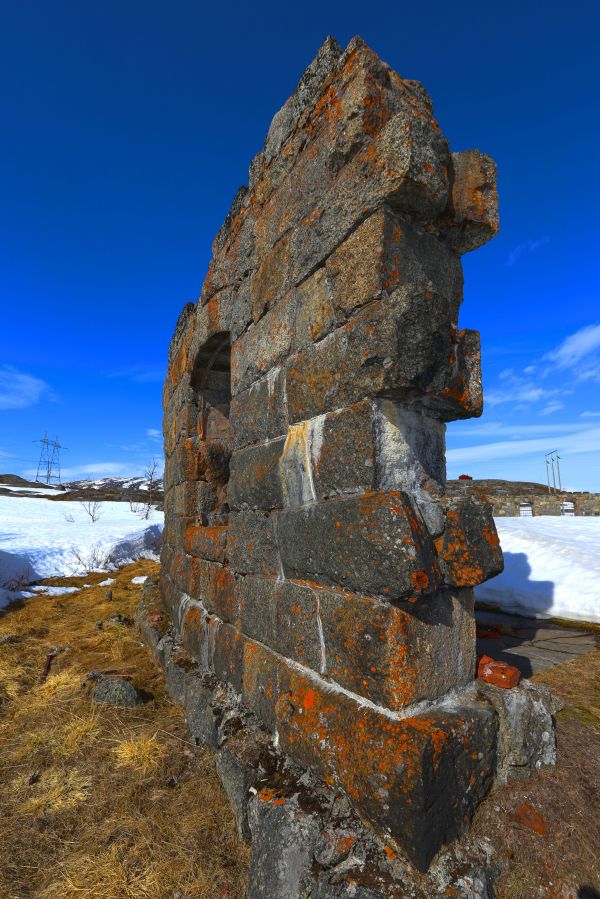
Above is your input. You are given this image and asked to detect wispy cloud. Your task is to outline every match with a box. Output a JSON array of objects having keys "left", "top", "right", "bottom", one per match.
[
  {"left": 146, "top": 428, "right": 162, "bottom": 441},
  {"left": 447, "top": 427, "right": 600, "bottom": 465},
  {"left": 544, "top": 323, "right": 600, "bottom": 380},
  {"left": 506, "top": 236, "right": 550, "bottom": 267},
  {"left": 0, "top": 366, "right": 56, "bottom": 411},
  {"left": 540, "top": 401, "right": 564, "bottom": 416},
  {"left": 581, "top": 410, "right": 600, "bottom": 418},
  {"left": 485, "top": 368, "right": 560, "bottom": 408},
  {"left": 450, "top": 420, "right": 590, "bottom": 440}
]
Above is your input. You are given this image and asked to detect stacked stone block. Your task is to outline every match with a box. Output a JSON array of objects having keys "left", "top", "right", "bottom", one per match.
[{"left": 161, "top": 36, "right": 503, "bottom": 870}]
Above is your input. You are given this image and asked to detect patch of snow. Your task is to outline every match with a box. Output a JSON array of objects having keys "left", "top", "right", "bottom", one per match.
[
  {"left": 0, "top": 495, "right": 163, "bottom": 584},
  {"left": 476, "top": 517, "right": 600, "bottom": 624},
  {"left": 98, "top": 578, "right": 115, "bottom": 587},
  {"left": 0, "top": 483, "right": 63, "bottom": 496},
  {"left": 131, "top": 575, "right": 148, "bottom": 584},
  {"left": 0, "top": 588, "right": 35, "bottom": 609},
  {"left": 30, "top": 585, "right": 80, "bottom": 596}
]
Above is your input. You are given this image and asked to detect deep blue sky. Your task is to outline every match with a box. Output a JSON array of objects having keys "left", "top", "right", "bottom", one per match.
[{"left": 1, "top": 0, "right": 599, "bottom": 489}]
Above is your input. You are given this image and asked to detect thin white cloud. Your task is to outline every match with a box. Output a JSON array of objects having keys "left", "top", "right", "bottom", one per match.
[
  {"left": 544, "top": 323, "right": 600, "bottom": 381},
  {"left": 447, "top": 427, "right": 600, "bottom": 465},
  {"left": 486, "top": 369, "right": 559, "bottom": 407},
  {"left": 540, "top": 401, "right": 564, "bottom": 416},
  {"left": 146, "top": 428, "right": 162, "bottom": 440},
  {"left": 545, "top": 323, "right": 600, "bottom": 368},
  {"left": 0, "top": 366, "right": 55, "bottom": 411},
  {"left": 506, "top": 236, "right": 550, "bottom": 267},
  {"left": 581, "top": 411, "right": 600, "bottom": 418}
]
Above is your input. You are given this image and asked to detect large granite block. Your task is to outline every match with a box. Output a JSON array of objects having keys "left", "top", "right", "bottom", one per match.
[{"left": 276, "top": 491, "right": 441, "bottom": 599}]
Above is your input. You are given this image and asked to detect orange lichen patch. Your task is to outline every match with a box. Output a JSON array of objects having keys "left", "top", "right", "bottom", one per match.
[
  {"left": 181, "top": 605, "right": 209, "bottom": 660},
  {"left": 275, "top": 660, "right": 493, "bottom": 865},
  {"left": 302, "top": 688, "right": 317, "bottom": 710},
  {"left": 435, "top": 525, "right": 485, "bottom": 588},
  {"left": 512, "top": 800, "right": 548, "bottom": 836},
  {"left": 411, "top": 570, "right": 430, "bottom": 591},
  {"left": 167, "top": 314, "right": 197, "bottom": 393},
  {"left": 482, "top": 526, "right": 500, "bottom": 548},
  {"left": 184, "top": 525, "right": 228, "bottom": 562}
]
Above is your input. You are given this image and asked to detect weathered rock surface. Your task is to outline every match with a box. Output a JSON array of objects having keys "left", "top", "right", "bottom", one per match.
[
  {"left": 156, "top": 31, "right": 552, "bottom": 885},
  {"left": 246, "top": 791, "right": 321, "bottom": 898},
  {"left": 137, "top": 595, "right": 509, "bottom": 897},
  {"left": 92, "top": 677, "right": 144, "bottom": 707},
  {"left": 477, "top": 679, "right": 562, "bottom": 784}
]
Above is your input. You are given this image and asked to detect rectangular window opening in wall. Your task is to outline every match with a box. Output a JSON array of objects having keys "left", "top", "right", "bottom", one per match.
[
  {"left": 519, "top": 502, "right": 533, "bottom": 517},
  {"left": 191, "top": 332, "right": 232, "bottom": 526}
]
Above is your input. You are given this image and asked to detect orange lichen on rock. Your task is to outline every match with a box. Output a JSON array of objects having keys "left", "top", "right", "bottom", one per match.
[{"left": 159, "top": 33, "right": 505, "bottom": 872}]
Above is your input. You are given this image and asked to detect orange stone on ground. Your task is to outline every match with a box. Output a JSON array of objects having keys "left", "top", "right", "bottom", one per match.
[
  {"left": 512, "top": 800, "right": 548, "bottom": 836},
  {"left": 477, "top": 656, "right": 521, "bottom": 689}
]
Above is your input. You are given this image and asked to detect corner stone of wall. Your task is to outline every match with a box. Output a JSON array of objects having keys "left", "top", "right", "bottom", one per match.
[{"left": 157, "top": 34, "right": 557, "bottom": 881}]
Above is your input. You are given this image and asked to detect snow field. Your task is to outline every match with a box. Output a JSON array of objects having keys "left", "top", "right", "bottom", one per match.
[
  {"left": 0, "top": 495, "right": 163, "bottom": 608},
  {"left": 476, "top": 516, "right": 600, "bottom": 623}
]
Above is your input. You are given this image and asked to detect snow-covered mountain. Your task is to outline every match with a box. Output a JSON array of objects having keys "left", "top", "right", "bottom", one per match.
[{"left": 64, "top": 475, "right": 163, "bottom": 493}]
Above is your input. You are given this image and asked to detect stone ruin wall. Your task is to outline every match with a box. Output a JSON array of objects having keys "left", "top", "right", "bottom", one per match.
[{"left": 160, "top": 36, "right": 508, "bottom": 871}]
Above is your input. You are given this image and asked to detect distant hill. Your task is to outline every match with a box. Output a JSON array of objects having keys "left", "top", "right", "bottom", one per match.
[
  {"left": 0, "top": 474, "right": 163, "bottom": 507},
  {"left": 0, "top": 474, "right": 62, "bottom": 491},
  {"left": 446, "top": 479, "right": 570, "bottom": 497},
  {"left": 54, "top": 476, "right": 163, "bottom": 505}
]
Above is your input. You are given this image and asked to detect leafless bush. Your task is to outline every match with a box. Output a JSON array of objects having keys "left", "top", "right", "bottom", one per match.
[
  {"left": 71, "top": 544, "right": 111, "bottom": 572},
  {"left": 135, "top": 458, "right": 162, "bottom": 520},
  {"left": 80, "top": 500, "right": 103, "bottom": 522}
]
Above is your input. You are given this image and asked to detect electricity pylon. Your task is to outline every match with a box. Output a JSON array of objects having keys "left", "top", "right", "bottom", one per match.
[
  {"left": 545, "top": 449, "right": 562, "bottom": 494},
  {"left": 34, "top": 433, "right": 65, "bottom": 484}
]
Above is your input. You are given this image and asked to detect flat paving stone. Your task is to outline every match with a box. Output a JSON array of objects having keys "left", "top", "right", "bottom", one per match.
[{"left": 476, "top": 607, "right": 598, "bottom": 676}]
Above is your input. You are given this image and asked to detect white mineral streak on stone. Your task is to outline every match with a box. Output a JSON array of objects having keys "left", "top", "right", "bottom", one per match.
[
  {"left": 176, "top": 593, "right": 199, "bottom": 630},
  {"left": 208, "top": 612, "right": 219, "bottom": 667},
  {"left": 308, "top": 413, "right": 326, "bottom": 470},
  {"left": 314, "top": 590, "right": 327, "bottom": 675},
  {"left": 284, "top": 652, "right": 477, "bottom": 723},
  {"left": 266, "top": 365, "right": 280, "bottom": 397},
  {"left": 273, "top": 515, "right": 286, "bottom": 584},
  {"left": 374, "top": 399, "right": 446, "bottom": 535},
  {"left": 279, "top": 421, "right": 316, "bottom": 506}
]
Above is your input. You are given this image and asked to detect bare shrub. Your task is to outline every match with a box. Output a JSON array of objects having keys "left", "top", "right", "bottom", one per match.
[
  {"left": 71, "top": 544, "right": 110, "bottom": 572},
  {"left": 135, "top": 458, "right": 162, "bottom": 520},
  {"left": 80, "top": 500, "right": 103, "bottom": 523}
]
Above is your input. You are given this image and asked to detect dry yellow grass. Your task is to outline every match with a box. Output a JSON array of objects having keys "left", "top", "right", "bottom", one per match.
[{"left": 0, "top": 560, "right": 249, "bottom": 899}]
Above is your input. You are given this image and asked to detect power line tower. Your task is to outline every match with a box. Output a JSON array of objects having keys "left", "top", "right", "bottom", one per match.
[
  {"left": 33, "top": 433, "right": 65, "bottom": 484},
  {"left": 544, "top": 449, "right": 562, "bottom": 494}
]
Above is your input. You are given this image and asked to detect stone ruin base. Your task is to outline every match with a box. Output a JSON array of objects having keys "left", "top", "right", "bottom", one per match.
[{"left": 137, "top": 578, "right": 560, "bottom": 899}]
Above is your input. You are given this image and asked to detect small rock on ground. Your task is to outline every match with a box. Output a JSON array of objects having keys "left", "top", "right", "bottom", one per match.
[{"left": 92, "top": 677, "right": 144, "bottom": 707}]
